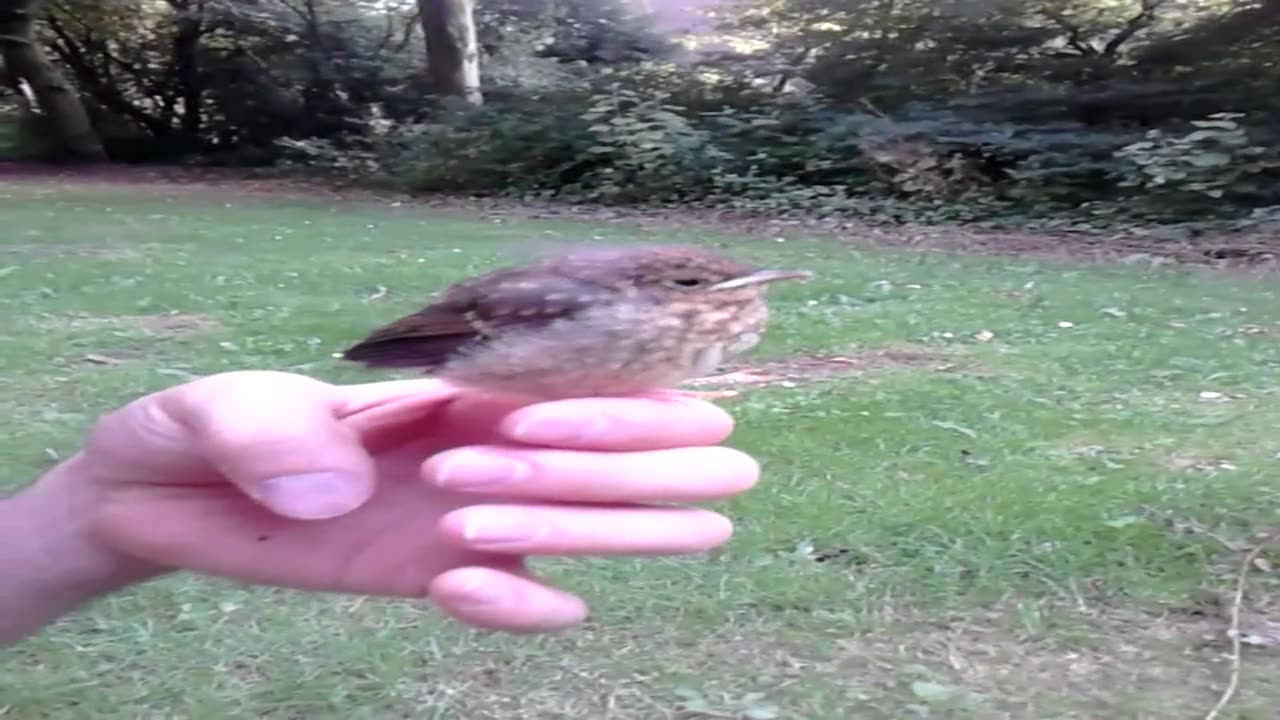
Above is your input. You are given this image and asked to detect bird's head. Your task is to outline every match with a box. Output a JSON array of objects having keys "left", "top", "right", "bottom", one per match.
[{"left": 571, "top": 245, "right": 813, "bottom": 299}]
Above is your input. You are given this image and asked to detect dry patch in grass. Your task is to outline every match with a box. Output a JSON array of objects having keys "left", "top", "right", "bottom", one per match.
[
  {"left": 823, "top": 607, "right": 1280, "bottom": 719},
  {"left": 1164, "top": 452, "right": 1243, "bottom": 475},
  {"left": 1237, "top": 324, "right": 1280, "bottom": 338},
  {"left": 361, "top": 603, "right": 1280, "bottom": 719},
  {"left": 48, "top": 312, "right": 219, "bottom": 337},
  {"left": 32, "top": 313, "right": 221, "bottom": 366},
  {"left": 2, "top": 243, "right": 140, "bottom": 261}
]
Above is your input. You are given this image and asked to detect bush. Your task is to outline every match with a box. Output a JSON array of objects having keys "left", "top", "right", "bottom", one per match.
[
  {"left": 389, "top": 94, "right": 600, "bottom": 194},
  {"left": 0, "top": 99, "right": 56, "bottom": 162},
  {"left": 307, "top": 64, "right": 1280, "bottom": 226},
  {"left": 1114, "top": 112, "right": 1280, "bottom": 213},
  {"left": 0, "top": 113, "right": 25, "bottom": 160},
  {"left": 566, "top": 85, "right": 722, "bottom": 202}
]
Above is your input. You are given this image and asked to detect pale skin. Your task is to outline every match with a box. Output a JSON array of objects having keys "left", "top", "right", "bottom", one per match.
[{"left": 0, "top": 371, "right": 759, "bottom": 647}]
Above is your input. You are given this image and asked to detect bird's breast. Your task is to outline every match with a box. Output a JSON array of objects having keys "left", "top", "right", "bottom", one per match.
[{"left": 678, "top": 297, "right": 769, "bottom": 377}]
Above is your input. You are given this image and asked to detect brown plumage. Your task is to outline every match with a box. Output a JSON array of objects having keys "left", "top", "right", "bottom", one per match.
[{"left": 341, "top": 245, "right": 812, "bottom": 399}]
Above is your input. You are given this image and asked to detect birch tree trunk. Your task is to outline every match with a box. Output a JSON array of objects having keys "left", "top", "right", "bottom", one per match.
[{"left": 416, "top": 0, "right": 482, "bottom": 105}]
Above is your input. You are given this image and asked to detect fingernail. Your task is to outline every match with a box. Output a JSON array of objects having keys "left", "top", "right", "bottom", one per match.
[
  {"left": 510, "top": 410, "right": 609, "bottom": 444},
  {"left": 463, "top": 511, "right": 549, "bottom": 545},
  {"left": 255, "top": 472, "right": 366, "bottom": 520},
  {"left": 434, "top": 450, "right": 531, "bottom": 490}
]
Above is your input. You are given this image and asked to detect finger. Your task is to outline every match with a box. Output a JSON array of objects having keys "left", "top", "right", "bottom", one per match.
[
  {"left": 420, "top": 391, "right": 542, "bottom": 449},
  {"left": 335, "top": 377, "right": 462, "bottom": 422},
  {"left": 423, "top": 445, "right": 759, "bottom": 503},
  {"left": 496, "top": 394, "right": 736, "bottom": 451},
  {"left": 436, "top": 505, "right": 735, "bottom": 555},
  {"left": 161, "top": 372, "right": 381, "bottom": 521},
  {"left": 334, "top": 378, "right": 464, "bottom": 453},
  {"left": 428, "top": 567, "right": 588, "bottom": 633}
]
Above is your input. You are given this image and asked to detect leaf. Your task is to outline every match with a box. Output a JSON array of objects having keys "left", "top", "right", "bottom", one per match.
[
  {"left": 1103, "top": 515, "right": 1144, "bottom": 528},
  {"left": 1239, "top": 620, "right": 1280, "bottom": 647},
  {"left": 671, "top": 686, "right": 718, "bottom": 713},
  {"left": 744, "top": 706, "right": 780, "bottom": 720},
  {"left": 671, "top": 687, "right": 706, "bottom": 703},
  {"left": 911, "top": 681, "right": 961, "bottom": 703},
  {"left": 155, "top": 368, "right": 199, "bottom": 380},
  {"left": 1187, "top": 152, "right": 1231, "bottom": 167},
  {"left": 932, "top": 420, "right": 978, "bottom": 438},
  {"left": 1190, "top": 120, "right": 1239, "bottom": 129}
]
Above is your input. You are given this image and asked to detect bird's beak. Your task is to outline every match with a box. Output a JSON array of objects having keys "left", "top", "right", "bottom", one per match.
[{"left": 710, "top": 269, "right": 814, "bottom": 291}]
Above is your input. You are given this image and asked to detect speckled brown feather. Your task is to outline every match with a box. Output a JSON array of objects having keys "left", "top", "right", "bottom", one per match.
[
  {"left": 341, "top": 268, "right": 611, "bottom": 368},
  {"left": 340, "top": 245, "right": 812, "bottom": 399}
]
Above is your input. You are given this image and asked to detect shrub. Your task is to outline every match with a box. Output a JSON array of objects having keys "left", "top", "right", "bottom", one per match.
[
  {"left": 1114, "top": 112, "right": 1280, "bottom": 212},
  {"left": 566, "top": 85, "right": 722, "bottom": 202},
  {"left": 389, "top": 93, "right": 599, "bottom": 194},
  {"left": 0, "top": 97, "right": 56, "bottom": 162},
  {"left": 347, "top": 69, "right": 1280, "bottom": 226}
]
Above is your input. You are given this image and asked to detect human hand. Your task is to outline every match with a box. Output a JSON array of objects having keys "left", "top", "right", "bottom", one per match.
[{"left": 42, "top": 371, "right": 757, "bottom": 633}]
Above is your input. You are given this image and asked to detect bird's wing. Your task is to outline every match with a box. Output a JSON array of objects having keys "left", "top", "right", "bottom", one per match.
[{"left": 341, "top": 270, "right": 613, "bottom": 369}]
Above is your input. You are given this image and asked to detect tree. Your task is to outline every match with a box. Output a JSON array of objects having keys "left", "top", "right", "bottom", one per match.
[
  {"left": 0, "top": 0, "right": 105, "bottom": 161},
  {"left": 417, "top": 0, "right": 481, "bottom": 104}
]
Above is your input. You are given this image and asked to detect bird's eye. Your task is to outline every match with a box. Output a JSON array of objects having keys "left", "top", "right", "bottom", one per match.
[{"left": 670, "top": 277, "right": 703, "bottom": 287}]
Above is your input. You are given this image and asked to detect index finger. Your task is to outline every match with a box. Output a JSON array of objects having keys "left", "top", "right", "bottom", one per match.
[{"left": 495, "top": 393, "right": 736, "bottom": 451}]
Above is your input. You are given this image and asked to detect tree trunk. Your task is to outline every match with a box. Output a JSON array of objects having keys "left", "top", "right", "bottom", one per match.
[
  {"left": 170, "top": 3, "right": 204, "bottom": 144},
  {"left": 416, "top": 0, "right": 482, "bottom": 105},
  {"left": 0, "top": 0, "right": 106, "bottom": 162}
]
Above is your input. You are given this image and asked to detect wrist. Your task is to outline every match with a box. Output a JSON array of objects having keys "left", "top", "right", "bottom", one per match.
[{"left": 0, "top": 453, "right": 167, "bottom": 646}]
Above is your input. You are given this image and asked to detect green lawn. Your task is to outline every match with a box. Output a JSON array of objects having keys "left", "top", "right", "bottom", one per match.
[{"left": 3, "top": 179, "right": 1280, "bottom": 718}]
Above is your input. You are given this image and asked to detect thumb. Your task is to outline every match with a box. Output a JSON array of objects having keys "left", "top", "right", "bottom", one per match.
[{"left": 167, "top": 372, "right": 379, "bottom": 520}]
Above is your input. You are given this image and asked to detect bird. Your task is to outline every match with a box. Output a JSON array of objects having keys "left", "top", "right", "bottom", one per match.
[{"left": 339, "top": 244, "right": 813, "bottom": 401}]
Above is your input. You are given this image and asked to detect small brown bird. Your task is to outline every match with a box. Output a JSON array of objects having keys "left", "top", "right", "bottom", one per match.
[{"left": 341, "top": 245, "right": 812, "bottom": 400}]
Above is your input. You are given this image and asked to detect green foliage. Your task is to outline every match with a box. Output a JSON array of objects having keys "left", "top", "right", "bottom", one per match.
[
  {"left": 571, "top": 85, "right": 720, "bottom": 202},
  {"left": 388, "top": 93, "right": 598, "bottom": 193},
  {"left": 477, "top": 0, "right": 677, "bottom": 65},
  {"left": 0, "top": 106, "right": 27, "bottom": 161},
  {"left": 1115, "top": 113, "right": 1280, "bottom": 210},
  {"left": 0, "top": 99, "right": 56, "bottom": 162},
  {"left": 23, "top": 0, "right": 1280, "bottom": 228},
  {"left": 369, "top": 81, "right": 1163, "bottom": 224}
]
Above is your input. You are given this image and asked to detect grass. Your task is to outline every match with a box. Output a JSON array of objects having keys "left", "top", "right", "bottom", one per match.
[{"left": 3, "top": 178, "right": 1280, "bottom": 718}]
